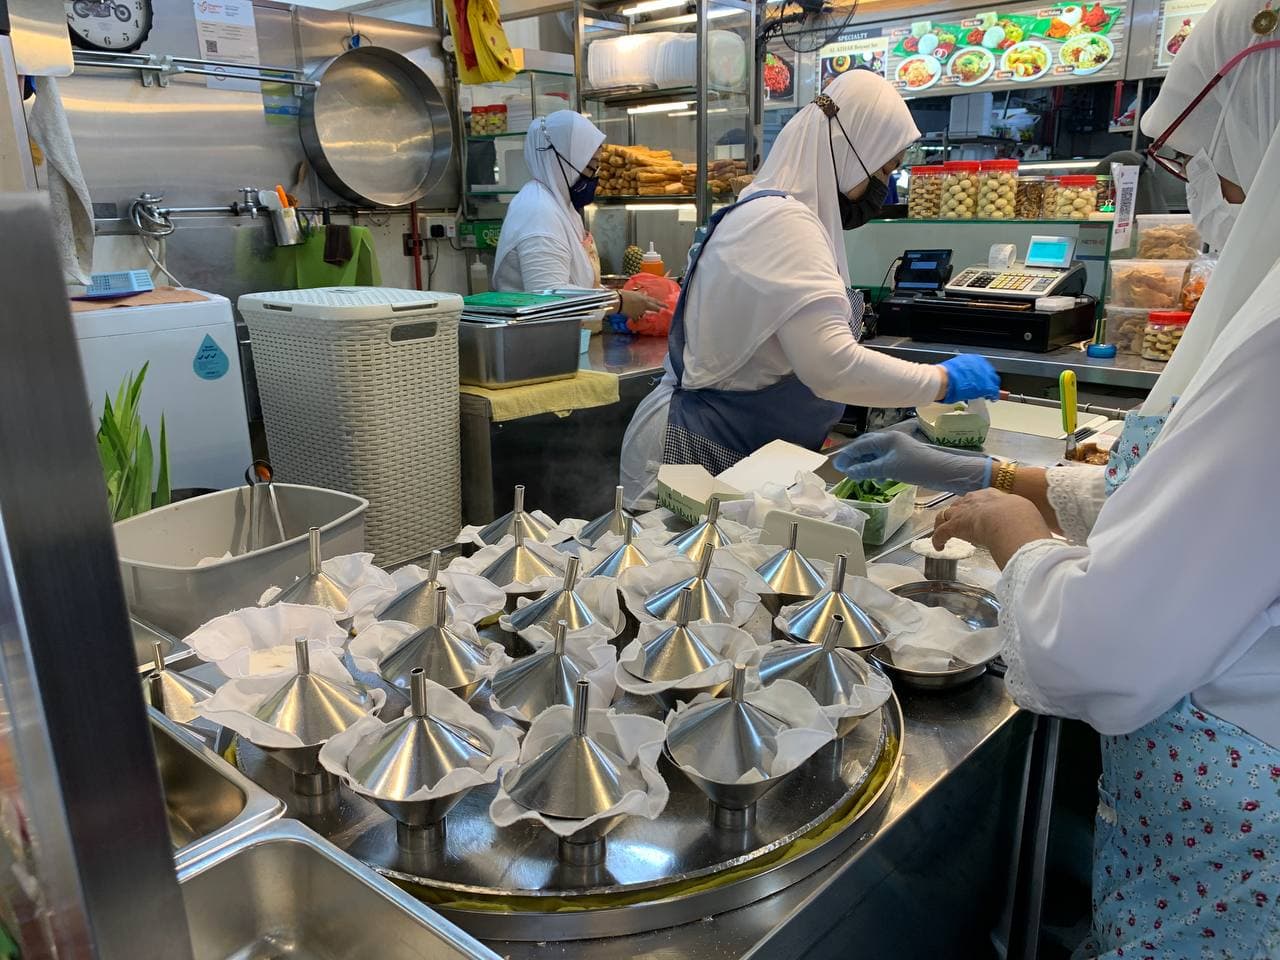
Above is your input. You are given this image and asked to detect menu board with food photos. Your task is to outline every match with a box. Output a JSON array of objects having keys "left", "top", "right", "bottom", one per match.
[
  {"left": 762, "top": 41, "right": 799, "bottom": 109},
  {"left": 1155, "top": 0, "right": 1216, "bottom": 68},
  {"left": 881, "top": 3, "right": 1130, "bottom": 97},
  {"left": 818, "top": 32, "right": 890, "bottom": 91}
]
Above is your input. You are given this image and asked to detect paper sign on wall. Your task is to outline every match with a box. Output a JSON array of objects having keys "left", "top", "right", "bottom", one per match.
[
  {"left": 192, "top": 0, "right": 261, "bottom": 92},
  {"left": 1156, "top": 0, "right": 1216, "bottom": 68}
]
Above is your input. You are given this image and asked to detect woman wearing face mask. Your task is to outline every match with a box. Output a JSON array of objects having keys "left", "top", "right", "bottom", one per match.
[
  {"left": 837, "top": 1, "right": 1280, "bottom": 953},
  {"left": 493, "top": 111, "right": 663, "bottom": 320},
  {"left": 618, "top": 70, "right": 999, "bottom": 509}
]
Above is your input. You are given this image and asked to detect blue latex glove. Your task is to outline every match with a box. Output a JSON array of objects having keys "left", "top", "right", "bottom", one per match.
[
  {"left": 834, "top": 431, "right": 993, "bottom": 494},
  {"left": 940, "top": 355, "right": 1000, "bottom": 403}
]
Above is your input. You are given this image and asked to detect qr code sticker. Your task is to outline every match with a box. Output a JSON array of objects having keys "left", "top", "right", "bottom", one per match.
[{"left": 205, "top": 39, "right": 219, "bottom": 53}]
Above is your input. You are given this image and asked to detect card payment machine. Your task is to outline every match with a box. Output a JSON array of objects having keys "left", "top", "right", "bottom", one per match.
[{"left": 893, "top": 249, "right": 953, "bottom": 293}]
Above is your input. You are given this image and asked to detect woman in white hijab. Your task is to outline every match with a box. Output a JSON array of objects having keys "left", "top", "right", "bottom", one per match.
[
  {"left": 618, "top": 69, "right": 999, "bottom": 509},
  {"left": 839, "top": 1, "right": 1280, "bottom": 953},
  {"left": 492, "top": 110, "right": 661, "bottom": 320}
]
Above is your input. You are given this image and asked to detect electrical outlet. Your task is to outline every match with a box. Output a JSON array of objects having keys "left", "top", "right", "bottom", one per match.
[
  {"left": 402, "top": 233, "right": 423, "bottom": 257},
  {"left": 421, "top": 214, "right": 457, "bottom": 240}
]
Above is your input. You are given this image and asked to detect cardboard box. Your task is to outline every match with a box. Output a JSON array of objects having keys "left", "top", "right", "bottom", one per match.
[{"left": 656, "top": 440, "right": 828, "bottom": 524}]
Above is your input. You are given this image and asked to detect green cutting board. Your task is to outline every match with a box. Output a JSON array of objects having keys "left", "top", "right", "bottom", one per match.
[{"left": 462, "top": 292, "right": 567, "bottom": 308}]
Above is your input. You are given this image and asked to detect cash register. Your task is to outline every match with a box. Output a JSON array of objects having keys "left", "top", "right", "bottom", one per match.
[{"left": 877, "top": 236, "right": 1096, "bottom": 353}]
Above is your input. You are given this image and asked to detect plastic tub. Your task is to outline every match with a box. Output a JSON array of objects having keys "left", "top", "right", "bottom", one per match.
[
  {"left": 940, "top": 162, "right": 981, "bottom": 220},
  {"left": 1103, "top": 306, "right": 1149, "bottom": 356},
  {"left": 976, "top": 159, "right": 1019, "bottom": 220},
  {"left": 1015, "top": 176, "right": 1046, "bottom": 219},
  {"left": 1135, "top": 214, "right": 1202, "bottom": 260},
  {"left": 114, "top": 484, "right": 368, "bottom": 636},
  {"left": 1142, "top": 310, "right": 1191, "bottom": 362},
  {"left": 1108, "top": 259, "right": 1190, "bottom": 310},
  {"left": 907, "top": 165, "right": 944, "bottom": 219},
  {"left": 1049, "top": 175, "right": 1098, "bottom": 219},
  {"left": 842, "top": 485, "right": 918, "bottom": 547}
]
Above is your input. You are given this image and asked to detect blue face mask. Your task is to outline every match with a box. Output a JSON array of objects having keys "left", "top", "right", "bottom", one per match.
[{"left": 553, "top": 148, "right": 599, "bottom": 211}]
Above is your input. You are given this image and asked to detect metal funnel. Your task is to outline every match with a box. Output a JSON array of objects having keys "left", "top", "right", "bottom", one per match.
[
  {"left": 665, "top": 666, "right": 792, "bottom": 828},
  {"left": 269, "top": 527, "right": 350, "bottom": 612},
  {"left": 492, "top": 621, "right": 591, "bottom": 724},
  {"left": 578, "top": 486, "right": 640, "bottom": 547},
  {"left": 477, "top": 485, "right": 554, "bottom": 545},
  {"left": 781, "top": 554, "right": 887, "bottom": 652},
  {"left": 505, "top": 556, "right": 596, "bottom": 635},
  {"left": 757, "top": 522, "right": 826, "bottom": 601},
  {"left": 643, "top": 545, "right": 733, "bottom": 624},
  {"left": 759, "top": 615, "right": 874, "bottom": 737},
  {"left": 348, "top": 669, "right": 493, "bottom": 850},
  {"left": 142, "top": 640, "right": 214, "bottom": 725},
  {"left": 254, "top": 639, "right": 378, "bottom": 747},
  {"left": 586, "top": 523, "right": 652, "bottom": 579},
  {"left": 480, "top": 514, "right": 563, "bottom": 587},
  {"left": 503, "top": 679, "right": 645, "bottom": 821},
  {"left": 665, "top": 496, "right": 733, "bottom": 557},
  {"left": 379, "top": 586, "right": 492, "bottom": 700},
  {"left": 377, "top": 550, "right": 455, "bottom": 627},
  {"left": 634, "top": 588, "right": 721, "bottom": 682}
]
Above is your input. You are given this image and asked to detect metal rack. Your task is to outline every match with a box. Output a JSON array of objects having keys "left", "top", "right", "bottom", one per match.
[{"left": 71, "top": 49, "right": 316, "bottom": 92}]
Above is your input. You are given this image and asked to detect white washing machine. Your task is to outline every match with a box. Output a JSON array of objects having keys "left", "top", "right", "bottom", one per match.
[{"left": 72, "top": 292, "right": 253, "bottom": 492}]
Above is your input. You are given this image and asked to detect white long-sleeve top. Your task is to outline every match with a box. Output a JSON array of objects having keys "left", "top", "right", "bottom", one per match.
[
  {"left": 493, "top": 234, "right": 576, "bottom": 293},
  {"left": 999, "top": 318, "right": 1280, "bottom": 747}
]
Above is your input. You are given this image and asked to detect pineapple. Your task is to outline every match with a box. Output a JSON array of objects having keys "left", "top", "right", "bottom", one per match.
[{"left": 622, "top": 244, "right": 644, "bottom": 276}]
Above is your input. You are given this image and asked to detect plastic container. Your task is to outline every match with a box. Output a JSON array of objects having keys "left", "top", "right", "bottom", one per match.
[
  {"left": 1015, "top": 176, "right": 1046, "bottom": 219},
  {"left": 1142, "top": 310, "right": 1191, "bottom": 362},
  {"left": 976, "top": 159, "right": 1019, "bottom": 220},
  {"left": 1096, "top": 175, "right": 1115, "bottom": 213},
  {"left": 1181, "top": 256, "right": 1216, "bottom": 313},
  {"left": 907, "top": 165, "right": 944, "bottom": 219},
  {"left": 469, "top": 254, "right": 489, "bottom": 294},
  {"left": 939, "top": 162, "right": 981, "bottom": 220},
  {"left": 1040, "top": 176, "right": 1059, "bottom": 217},
  {"left": 841, "top": 484, "right": 918, "bottom": 546},
  {"left": 1108, "top": 259, "right": 1190, "bottom": 310},
  {"left": 491, "top": 103, "right": 508, "bottom": 134},
  {"left": 469, "top": 105, "right": 487, "bottom": 136},
  {"left": 114, "top": 484, "right": 368, "bottom": 636},
  {"left": 1102, "top": 306, "right": 1149, "bottom": 356},
  {"left": 639, "top": 242, "right": 665, "bottom": 277},
  {"left": 1049, "top": 175, "right": 1098, "bottom": 219},
  {"left": 1135, "top": 214, "right": 1202, "bottom": 260}
]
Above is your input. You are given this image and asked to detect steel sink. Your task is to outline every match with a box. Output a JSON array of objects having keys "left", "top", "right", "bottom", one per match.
[
  {"left": 151, "top": 709, "right": 283, "bottom": 869},
  {"left": 177, "top": 820, "right": 497, "bottom": 959}
]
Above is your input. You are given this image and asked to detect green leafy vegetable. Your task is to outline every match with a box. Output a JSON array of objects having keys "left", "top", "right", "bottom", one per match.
[
  {"left": 831, "top": 477, "right": 910, "bottom": 504},
  {"left": 96, "top": 364, "right": 171, "bottom": 521}
]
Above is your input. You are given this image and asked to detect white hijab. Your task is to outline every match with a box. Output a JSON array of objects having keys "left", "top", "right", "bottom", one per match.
[
  {"left": 1138, "top": 0, "right": 1280, "bottom": 417},
  {"left": 492, "top": 110, "right": 605, "bottom": 290},
  {"left": 680, "top": 69, "right": 919, "bottom": 386}
]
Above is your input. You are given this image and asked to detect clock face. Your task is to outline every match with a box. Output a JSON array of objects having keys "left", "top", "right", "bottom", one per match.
[{"left": 65, "top": 0, "right": 153, "bottom": 53}]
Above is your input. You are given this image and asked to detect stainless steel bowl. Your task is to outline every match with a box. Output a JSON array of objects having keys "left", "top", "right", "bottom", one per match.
[{"left": 873, "top": 581, "right": 1001, "bottom": 690}]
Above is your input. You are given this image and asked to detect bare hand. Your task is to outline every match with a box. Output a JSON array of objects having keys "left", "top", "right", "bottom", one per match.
[
  {"left": 932, "top": 488, "right": 1053, "bottom": 569},
  {"left": 618, "top": 287, "right": 665, "bottom": 320}
]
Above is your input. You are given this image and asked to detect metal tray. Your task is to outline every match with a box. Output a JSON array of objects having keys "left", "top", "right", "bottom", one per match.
[
  {"left": 234, "top": 689, "right": 902, "bottom": 942},
  {"left": 459, "top": 316, "right": 583, "bottom": 389}
]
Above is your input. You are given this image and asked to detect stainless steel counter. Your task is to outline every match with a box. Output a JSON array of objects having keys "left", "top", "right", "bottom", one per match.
[
  {"left": 580, "top": 331, "right": 670, "bottom": 381},
  {"left": 863, "top": 335, "right": 1163, "bottom": 390}
]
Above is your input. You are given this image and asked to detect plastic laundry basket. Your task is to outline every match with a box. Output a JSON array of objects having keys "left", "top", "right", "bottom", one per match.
[{"left": 238, "top": 287, "right": 463, "bottom": 564}]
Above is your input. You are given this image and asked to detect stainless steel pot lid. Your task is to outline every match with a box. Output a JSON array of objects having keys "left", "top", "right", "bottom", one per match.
[{"left": 301, "top": 46, "right": 451, "bottom": 208}]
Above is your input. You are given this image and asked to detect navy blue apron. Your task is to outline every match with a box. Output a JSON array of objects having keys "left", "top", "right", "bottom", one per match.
[{"left": 662, "top": 190, "right": 847, "bottom": 474}]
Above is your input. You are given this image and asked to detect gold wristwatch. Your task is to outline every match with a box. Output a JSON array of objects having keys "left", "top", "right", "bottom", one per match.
[{"left": 993, "top": 460, "right": 1018, "bottom": 493}]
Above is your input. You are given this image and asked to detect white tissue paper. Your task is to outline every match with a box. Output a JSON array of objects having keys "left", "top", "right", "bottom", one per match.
[
  {"left": 754, "top": 641, "right": 893, "bottom": 729},
  {"left": 578, "top": 530, "right": 682, "bottom": 575},
  {"left": 319, "top": 679, "right": 521, "bottom": 801},
  {"left": 667, "top": 679, "right": 836, "bottom": 784},
  {"left": 618, "top": 558, "right": 763, "bottom": 633},
  {"left": 883, "top": 604, "right": 1002, "bottom": 673},
  {"left": 615, "top": 622, "right": 762, "bottom": 696},
  {"left": 911, "top": 537, "right": 976, "bottom": 561},
  {"left": 499, "top": 575, "right": 625, "bottom": 645},
  {"left": 258, "top": 553, "right": 395, "bottom": 621},
  {"left": 456, "top": 512, "right": 573, "bottom": 549},
  {"left": 775, "top": 577, "right": 924, "bottom": 645},
  {"left": 864, "top": 562, "right": 924, "bottom": 591},
  {"left": 489, "top": 707, "right": 669, "bottom": 836},
  {"left": 354, "top": 565, "right": 508, "bottom": 633},
  {"left": 347, "top": 620, "right": 510, "bottom": 681},
  {"left": 488, "top": 628, "right": 618, "bottom": 721},
  {"left": 718, "top": 471, "right": 868, "bottom": 533},
  {"left": 709, "top": 543, "right": 788, "bottom": 596},
  {"left": 195, "top": 658, "right": 385, "bottom": 750},
  {"left": 185, "top": 604, "right": 350, "bottom": 678},
  {"left": 448, "top": 536, "right": 568, "bottom": 592}
]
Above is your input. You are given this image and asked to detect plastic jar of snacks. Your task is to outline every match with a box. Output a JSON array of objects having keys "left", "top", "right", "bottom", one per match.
[
  {"left": 1050, "top": 175, "right": 1099, "bottom": 219},
  {"left": 908, "top": 165, "right": 944, "bottom": 219},
  {"left": 1142, "top": 310, "right": 1191, "bottom": 362},
  {"left": 1096, "top": 175, "right": 1115, "bottom": 213},
  {"left": 940, "top": 162, "right": 981, "bottom": 220},
  {"left": 1014, "top": 176, "right": 1046, "bottom": 219},
  {"left": 470, "top": 105, "right": 488, "bottom": 135},
  {"left": 491, "top": 104, "right": 509, "bottom": 134},
  {"left": 977, "top": 159, "right": 1019, "bottom": 220}
]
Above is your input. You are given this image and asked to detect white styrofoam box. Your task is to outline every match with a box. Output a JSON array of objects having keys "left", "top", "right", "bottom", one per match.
[
  {"left": 72, "top": 292, "right": 252, "bottom": 491},
  {"left": 238, "top": 287, "right": 464, "bottom": 563}
]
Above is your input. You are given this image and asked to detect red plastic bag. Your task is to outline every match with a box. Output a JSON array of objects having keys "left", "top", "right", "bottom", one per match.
[{"left": 622, "top": 273, "right": 680, "bottom": 336}]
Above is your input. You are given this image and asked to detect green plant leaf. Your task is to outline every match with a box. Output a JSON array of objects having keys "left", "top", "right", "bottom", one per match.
[
  {"left": 133, "top": 427, "right": 154, "bottom": 519},
  {"left": 153, "top": 415, "right": 170, "bottom": 509}
]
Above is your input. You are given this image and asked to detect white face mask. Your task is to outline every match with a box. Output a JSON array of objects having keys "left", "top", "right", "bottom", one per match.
[{"left": 1185, "top": 150, "right": 1243, "bottom": 253}]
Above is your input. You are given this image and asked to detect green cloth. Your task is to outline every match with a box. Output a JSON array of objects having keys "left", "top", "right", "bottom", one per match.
[{"left": 274, "top": 227, "right": 381, "bottom": 288}]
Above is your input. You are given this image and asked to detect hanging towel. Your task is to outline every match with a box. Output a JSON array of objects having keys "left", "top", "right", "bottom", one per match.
[
  {"left": 26, "top": 77, "right": 94, "bottom": 284},
  {"left": 323, "top": 224, "right": 355, "bottom": 266},
  {"left": 271, "top": 227, "right": 381, "bottom": 288}
]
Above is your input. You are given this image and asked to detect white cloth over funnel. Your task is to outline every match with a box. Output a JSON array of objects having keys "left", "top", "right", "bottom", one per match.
[
  {"left": 615, "top": 622, "right": 762, "bottom": 697},
  {"left": 487, "top": 628, "right": 618, "bottom": 721},
  {"left": 448, "top": 536, "right": 568, "bottom": 593},
  {"left": 618, "top": 557, "right": 764, "bottom": 634},
  {"left": 258, "top": 552, "right": 394, "bottom": 621},
  {"left": 185, "top": 603, "right": 349, "bottom": 678},
  {"left": 357, "top": 565, "right": 507, "bottom": 632},
  {"left": 499, "top": 575, "right": 625, "bottom": 644},
  {"left": 347, "top": 620, "right": 509, "bottom": 682}
]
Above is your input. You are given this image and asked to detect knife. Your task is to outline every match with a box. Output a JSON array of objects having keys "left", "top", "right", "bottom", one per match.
[{"left": 1060, "top": 370, "right": 1078, "bottom": 461}]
